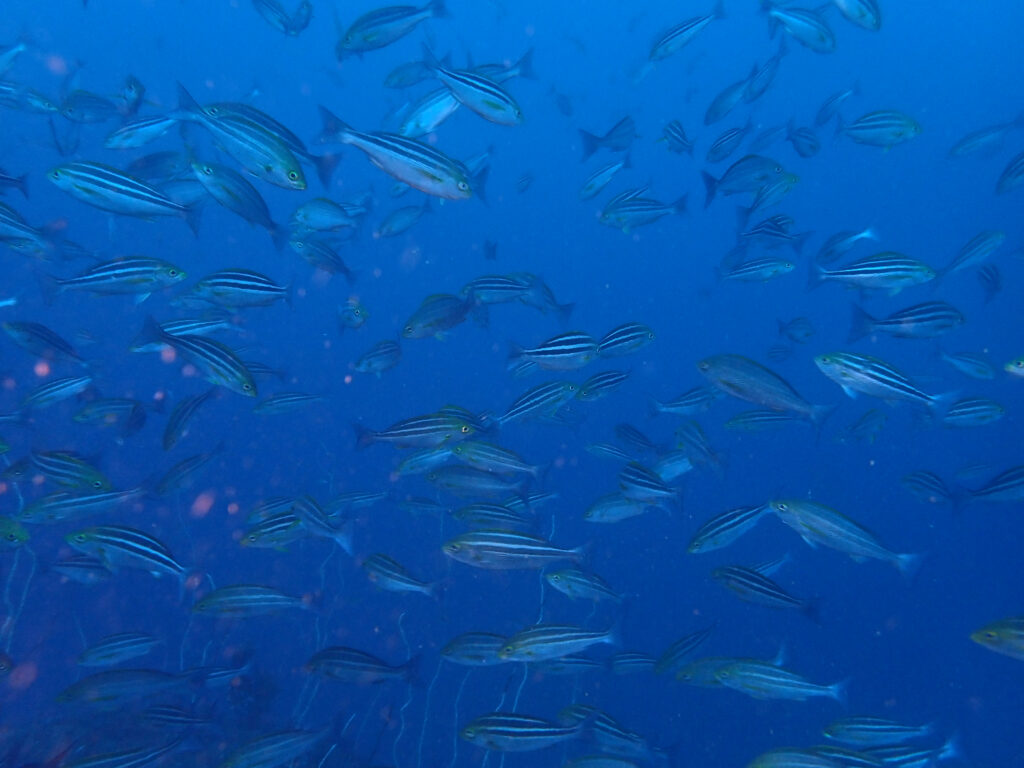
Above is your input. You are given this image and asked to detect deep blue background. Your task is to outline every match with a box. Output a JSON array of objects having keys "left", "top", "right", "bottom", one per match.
[{"left": 0, "top": 0, "right": 1023, "bottom": 766}]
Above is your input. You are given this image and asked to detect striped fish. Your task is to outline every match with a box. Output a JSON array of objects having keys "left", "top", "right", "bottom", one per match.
[
  {"left": 597, "top": 323, "right": 655, "bottom": 357},
  {"left": 809, "top": 252, "right": 935, "bottom": 294},
  {"left": 815, "top": 352, "right": 952, "bottom": 410},
  {"left": 618, "top": 462, "right": 678, "bottom": 508},
  {"left": 708, "top": 120, "right": 753, "bottom": 164},
  {"left": 42, "top": 257, "right": 186, "bottom": 303},
  {"left": 996, "top": 150, "right": 1024, "bottom": 194},
  {"left": 968, "top": 465, "right": 1024, "bottom": 503},
  {"left": 29, "top": 450, "right": 111, "bottom": 490},
  {"left": 712, "top": 564, "right": 819, "bottom": 620},
  {"left": 848, "top": 301, "right": 964, "bottom": 341},
  {"left": 450, "top": 441, "right": 541, "bottom": 477},
  {"left": 608, "top": 651, "right": 657, "bottom": 675},
  {"left": 661, "top": 120, "right": 694, "bottom": 155},
  {"left": 510, "top": 331, "right": 598, "bottom": 371},
  {"left": 78, "top": 633, "right": 162, "bottom": 667},
  {"left": 174, "top": 84, "right": 306, "bottom": 190},
  {"left": 441, "top": 633, "right": 508, "bottom": 666},
  {"left": 193, "top": 584, "right": 310, "bottom": 616},
  {"left": 133, "top": 317, "right": 256, "bottom": 397},
  {"left": 48, "top": 162, "right": 198, "bottom": 231},
  {"left": 62, "top": 738, "right": 181, "bottom": 768},
  {"left": 362, "top": 554, "right": 436, "bottom": 597},
  {"left": 453, "top": 502, "right": 535, "bottom": 531},
  {"left": 900, "top": 470, "right": 953, "bottom": 505},
  {"left": 462, "top": 713, "right": 585, "bottom": 752},
  {"left": 716, "top": 660, "right": 846, "bottom": 702},
  {"left": 423, "top": 48, "right": 522, "bottom": 125},
  {"left": 654, "top": 624, "right": 716, "bottom": 674},
  {"left": 824, "top": 716, "right": 935, "bottom": 747},
  {"left": 2, "top": 320, "right": 86, "bottom": 366},
  {"left": 189, "top": 268, "right": 291, "bottom": 308},
  {"left": 546, "top": 568, "right": 622, "bottom": 603},
  {"left": 356, "top": 412, "right": 476, "bottom": 448},
  {"left": 162, "top": 388, "right": 217, "bottom": 450},
  {"left": 942, "top": 397, "right": 1005, "bottom": 428},
  {"left": 317, "top": 106, "right": 481, "bottom": 199},
  {"left": 763, "top": 4, "right": 835, "bottom": 53},
  {"left": 337, "top": 0, "right": 446, "bottom": 57},
  {"left": 499, "top": 380, "right": 578, "bottom": 424},
  {"left": 649, "top": 386, "right": 723, "bottom": 416},
  {"left": 838, "top": 110, "right": 921, "bottom": 148},
  {"left": 254, "top": 391, "right": 325, "bottom": 415},
  {"left": 65, "top": 525, "right": 187, "bottom": 582},
  {"left": 649, "top": 1, "right": 725, "bottom": 61},
  {"left": 577, "top": 370, "right": 631, "bottom": 402},
  {"left": 442, "top": 530, "right": 582, "bottom": 569},
  {"left": 305, "top": 646, "right": 416, "bottom": 683},
  {"left": 19, "top": 488, "right": 145, "bottom": 524}
]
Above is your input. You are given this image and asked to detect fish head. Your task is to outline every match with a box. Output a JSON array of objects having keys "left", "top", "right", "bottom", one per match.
[{"left": 1004, "top": 359, "right": 1024, "bottom": 377}]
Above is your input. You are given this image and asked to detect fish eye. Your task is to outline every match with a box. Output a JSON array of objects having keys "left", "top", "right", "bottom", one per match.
[
  {"left": 458, "top": 181, "right": 469, "bottom": 191},
  {"left": 6, "top": 533, "right": 15, "bottom": 541},
  {"left": 460, "top": 425, "right": 469, "bottom": 433},
  {"left": 776, "top": 503, "right": 787, "bottom": 512},
  {"left": 288, "top": 171, "right": 300, "bottom": 181},
  {"left": 551, "top": 574, "right": 561, "bottom": 582},
  {"left": 985, "top": 631, "right": 998, "bottom": 639},
  {"left": 1015, "top": 361, "right": 1024, "bottom": 368},
  {"left": 168, "top": 269, "right": 179, "bottom": 277},
  {"left": 448, "top": 544, "right": 459, "bottom": 552},
  {"left": 51, "top": 170, "right": 60, "bottom": 178},
  {"left": 243, "top": 383, "right": 253, "bottom": 391},
  {"left": 92, "top": 480, "right": 103, "bottom": 489},
  {"left": 403, "top": 326, "right": 413, "bottom": 335}
]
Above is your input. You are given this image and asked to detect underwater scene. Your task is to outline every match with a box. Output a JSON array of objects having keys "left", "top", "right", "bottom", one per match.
[{"left": 0, "top": 0, "right": 1022, "bottom": 766}]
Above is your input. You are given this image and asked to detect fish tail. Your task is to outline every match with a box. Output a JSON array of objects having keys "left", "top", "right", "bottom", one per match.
[
  {"left": 712, "top": 0, "right": 726, "bottom": 18},
  {"left": 269, "top": 221, "right": 289, "bottom": 252},
  {"left": 829, "top": 678, "right": 850, "bottom": 707},
  {"left": 14, "top": 173, "right": 28, "bottom": 199},
  {"left": 700, "top": 171, "right": 718, "bottom": 207},
  {"left": 847, "top": 304, "right": 875, "bottom": 342},
  {"left": 182, "top": 203, "right": 201, "bottom": 237},
  {"left": 555, "top": 301, "right": 575, "bottom": 325},
  {"left": 316, "top": 105, "right": 351, "bottom": 145},
  {"left": 175, "top": 82, "right": 201, "bottom": 117},
  {"left": 352, "top": 422, "right": 376, "bottom": 450},
  {"left": 671, "top": 193, "right": 688, "bottom": 216},
  {"left": 514, "top": 47, "right": 536, "bottom": 80},
  {"left": 312, "top": 151, "right": 340, "bottom": 188},
  {"left": 895, "top": 552, "right": 924, "bottom": 579},
  {"left": 472, "top": 164, "right": 490, "bottom": 205},
  {"left": 578, "top": 128, "right": 600, "bottom": 161}
]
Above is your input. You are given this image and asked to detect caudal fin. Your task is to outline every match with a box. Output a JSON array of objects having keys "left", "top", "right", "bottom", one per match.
[
  {"left": 701, "top": 171, "right": 718, "bottom": 208},
  {"left": 579, "top": 129, "right": 600, "bottom": 161},
  {"left": 847, "top": 304, "right": 876, "bottom": 343}
]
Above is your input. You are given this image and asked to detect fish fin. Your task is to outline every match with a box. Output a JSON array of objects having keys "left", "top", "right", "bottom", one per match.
[
  {"left": 472, "top": 164, "right": 489, "bottom": 205},
  {"left": 174, "top": 82, "right": 201, "bottom": 117},
  {"left": 514, "top": 47, "right": 536, "bottom": 80},
  {"left": 133, "top": 292, "right": 151, "bottom": 305},
  {"left": 556, "top": 301, "right": 574, "bottom": 324},
  {"left": 315, "top": 105, "right": 350, "bottom": 145},
  {"left": 840, "top": 385, "right": 858, "bottom": 400},
  {"left": 829, "top": 678, "right": 850, "bottom": 707},
  {"left": 312, "top": 152, "right": 340, "bottom": 188},
  {"left": 672, "top": 193, "right": 688, "bottom": 216},
  {"left": 896, "top": 552, "right": 924, "bottom": 579},
  {"left": 36, "top": 272, "right": 62, "bottom": 306},
  {"left": 847, "top": 303, "right": 875, "bottom": 342},
  {"left": 700, "top": 171, "right": 718, "bottom": 207},
  {"left": 578, "top": 128, "right": 600, "bottom": 161},
  {"left": 428, "top": 0, "right": 448, "bottom": 19}
]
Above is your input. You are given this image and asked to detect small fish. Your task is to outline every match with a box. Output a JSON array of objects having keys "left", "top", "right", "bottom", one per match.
[
  {"left": 305, "top": 646, "right": 416, "bottom": 683},
  {"left": 65, "top": 525, "right": 187, "bottom": 583},
  {"left": 579, "top": 155, "right": 630, "bottom": 200},
  {"left": 971, "top": 616, "right": 1024, "bottom": 660},
  {"left": 78, "top": 633, "right": 162, "bottom": 667},
  {"left": 815, "top": 228, "right": 876, "bottom": 264},
  {"left": 815, "top": 352, "right": 951, "bottom": 410},
  {"left": 363, "top": 554, "right": 437, "bottom": 597},
  {"left": 702, "top": 155, "right": 787, "bottom": 207},
  {"left": 833, "top": 0, "right": 881, "bottom": 30},
  {"left": 660, "top": 120, "right": 694, "bottom": 155},
  {"left": 336, "top": 0, "right": 447, "bottom": 58},
  {"left": 318, "top": 107, "right": 481, "bottom": 200},
  {"left": 461, "top": 713, "right": 585, "bottom": 752},
  {"left": 649, "top": 1, "right": 726, "bottom": 61},
  {"left": 193, "top": 584, "right": 310, "bottom": 616},
  {"left": 577, "top": 370, "right": 630, "bottom": 402},
  {"left": 442, "top": 530, "right": 582, "bottom": 569},
  {"left": 42, "top": 257, "right": 187, "bottom": 303},
  {"left": 355, "top": 340, "right": 402, "bottom": 376},
  {"left": 442, "top": 633, "right": 508, "bottom": 666},
  {"left": 716, "top": 660, "right": 846, "bottom": 702},
  {"left": 901, "top": 470, "right": 954, "bottom": 505},
  {"left": 546, "top": 568, "right": 622, "bottom": 603},
  {"left": 839, "top": 111, "right": 922, "bottom": 148},
  {"left": 770, "top": 499, "right": 920, "bottom": 575},
  {"left": 712, "top": 564, "right": 818, "bottom": 620},
  {"left": 655, "top": 625, "right": 716, "bottom": 675},
  {"left": 942, "top": 351, "right": 994, "bottom": 380},
  {"left": 698, "top": 354, "right": 832, "bottom": 424},
  {"left": 339, "top": 298, "right": 369, "bottom": 332},
  {"left": 809, "top": 253, "right": 935, "bottom": 295},
  {"left": 510, "top": 331, "right": 598, "bottom": 371},
  {"left": 499, "top": 624, "right": 618, "bottom": 662},
  {"left": 422, "top": 47, "right": 522, "bottom": 126},
  {"left": 942, "top": 397, "right": 1005, "bottom": 428},
  {"left": 996, "top": 150, "right": 1024, "bottom": 194},
  {"left": 688, "top": 505, "right": 769, "bottom": 553},
  {"left": 762, "top": 4, "right": 836, "bottom": 53},
  {"left": 848, "top": 301, "right": 964, "bottom": 341}
]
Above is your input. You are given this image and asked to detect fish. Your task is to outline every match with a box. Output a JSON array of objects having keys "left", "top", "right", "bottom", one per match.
[
  {"left": 688, "top": 505, "right": 769, "bottom": 553},
  {"left": 833, "top": 0, "right": 882, "bottom": 30},
  {"left": 362, "top": 554, "right": 437, "bottom": 597},
  {"left": 305, "top": 646, "right": 417, "bottom": 683},
  {"left": 336, "top": 0, "right": 447, "bottom": 58},
  {"left": 78, "top": 633, "right": 162, "bottom": 667},
  {"left": 648, "top": 1, "right": 726, "bottom": 61},
  {"left": 546, "top": 568, "right": 622, "bottom": 602},
  {"left": 971, "top": 616, "right": 1024, "bottom": 660},
  {"left": 189, "top": 159, "right": 286, "bottom": 248},
  {"left": 808, "top": 253, "right": 935, "bottom": 294},
  {"left": 712, "top": 564, "right": 819, "bottom": 621},
  {"left": 317, "top": 107, "right": 483, "bottom": 200},
  {"left": 702, "top": 155, "right": 787, "bottom": 207},
  {"left": 48, "top": 162, "right": 199, "bottom": 231},
  {"left": 660, "top": 120, "right": 694, "bottom": 155},
  {"left": 66, "top": 525, "right": 188, "bottom": 582},
  {"left": 510, "top": 331, "right": 598, "bottom": 371},
  {"left": 442, "top": 530, "right": 583, "bottom": 569},
  {"left": 193, "top": 584, "right": 311, "bottom": 616},
  {"left": 941, "top": 397, "right": 1005, "bottom": 428},
  {"left": 421, "top": 48, "right": 523, "bottom": 125},
  {"left": 770, "top": 499, "right": 921, "bottom": 575},
  {"left": 698, "top": 354, "right": 833, "bottom": 424},
  {"left": 815, "top": 352, "right": 952, "bottom": 410},
  {"left": 824, "top": 716, "right": 935, "bottom": 747},
  {"left": 838, "top": 111, "right": 922, "bottom": 148},
  {"left": 848, "top": 301, "right": 965, "bottom": 341},
  {"left": 762, "top": 4, "right": 836, "bottom": 53},
  {"left": 41, "top": 257, "right": 187, "bottom": 304},
  {"left": 499, "top": 624, "right": 618, "bottom": 662},
  {"left": 580, "top": 155, "right": 631, "bottom": 200},
  {"left": 461, "top": 713, "right": 585, "bottom": 751},
  {"left": 716, "top": 660, "right": 847, "bottom": 702}
]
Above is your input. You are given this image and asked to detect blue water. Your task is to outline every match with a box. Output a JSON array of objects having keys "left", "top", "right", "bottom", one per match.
[{"left": 0, "top": 0, "right": 1023, "bottom": 765}]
